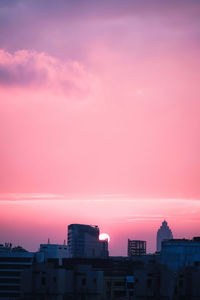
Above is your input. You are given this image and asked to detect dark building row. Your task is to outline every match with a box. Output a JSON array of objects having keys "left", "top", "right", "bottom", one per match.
[
  {"left": 18, "top": 254, "right": 200, "bottom": 300},
  {"left": 1, "top": 238, "right": 200, "bottom": 299},
  {"left": 1, "top": 222, "right": 200, "bottom": 299}
]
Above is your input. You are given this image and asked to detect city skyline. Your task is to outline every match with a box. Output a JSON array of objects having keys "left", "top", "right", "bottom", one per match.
[{"left": 1, "top": 195, "right": 200, "bottom": 255}]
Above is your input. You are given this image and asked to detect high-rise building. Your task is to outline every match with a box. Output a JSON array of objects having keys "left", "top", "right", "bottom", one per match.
[
  {"left": 127, "top": 239, "right": 146, "bottom": 256},
  {"left": 156, "top": 220, "right": 173, "bottom": 252},
  {"left": 161, "top": 237, "right": 200, "bottom": 270},
  {"left": 67, "top": 224, "right": 109, "bottom": 258}
]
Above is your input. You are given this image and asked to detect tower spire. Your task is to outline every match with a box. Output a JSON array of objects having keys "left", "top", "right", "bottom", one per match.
[{"left": 156, "top": 220, "right": 173, "bottom": 252}]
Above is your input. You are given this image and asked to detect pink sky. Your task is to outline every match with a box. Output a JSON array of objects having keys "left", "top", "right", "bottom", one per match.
[
  {"left": 0, "top": 0, "right": 200, "bottom": 254},
  {"left": 1, "top": 194, "right": 200, "bottom": 254}
]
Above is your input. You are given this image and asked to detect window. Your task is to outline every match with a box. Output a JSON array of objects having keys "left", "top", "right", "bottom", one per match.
[
  {"left": 0, "top": 293, "right": 20, "bottom": 297},
  {"left": 106, "top": 292, "right": 111, "bottom": 298},
  {"left": 0, "top": 278, "right": 20, "bottom": 284},
  {"left": 0, "top": 271, "right": 20, "bottom": 276},
  {"left": 114, "top": 291, "right": 126, "bottom": 297},
  {"left": 114, "top": 281, "right": 125, "bottom": 287},
  {"left": 146, "top": 279, "right": 152, "bottom": 288},
  {"left": 0, "top": 264, "right": 31, "bottom": 269},
  {"left": 195, "top": 261, "right": 200, "bottom": 267},
  {"left": 107, "top": 281, "right": 111, "bottom": 288},
  {"left": 0, "top": 257, "right": 32, "bottom": 262},
  {"left": 179, "top": 280, "right": 183, "bottom": 288},
  {"left": 82, "top": 278, "right": 86, "bottom": 286},
  {"left": 41, "top": 277, "right": 46, "bottom": 285},
  {"left": 0, "top": 286, "right": 19, "bottom": 290},
  {"left": 127, "top": 282, "right": 134, "bottom": 288}
]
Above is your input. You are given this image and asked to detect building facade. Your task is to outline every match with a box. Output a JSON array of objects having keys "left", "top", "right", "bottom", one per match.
[
  {"left": 128, "top": 240, "right": 146, "bottom": 257},
  {"left": 156, "top": 220, "right": 173, "bottom": 252},
  {"left": 7, "top": 250, "right": 200, "bottom": 300},
  {"left": 67, "top": 224, "right": 109, "bottom": 258},
  {"left": 161, "top": 237, "right": 200, "bottom": 271},
  {"left": 0, "top": 243, "right": 34, "bottom": 300},
  {"left": 39, "top": 243, "right": 70, "bottom": 264}
]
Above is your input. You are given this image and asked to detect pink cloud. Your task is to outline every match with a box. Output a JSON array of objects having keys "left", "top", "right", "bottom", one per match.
[{"left": 0, "top": 49, "right": 95, "bottom": 98}]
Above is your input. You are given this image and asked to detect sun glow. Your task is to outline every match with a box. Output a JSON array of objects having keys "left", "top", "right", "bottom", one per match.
[{"left": 99, "top": 233, "right": 110, "bottom": 242}]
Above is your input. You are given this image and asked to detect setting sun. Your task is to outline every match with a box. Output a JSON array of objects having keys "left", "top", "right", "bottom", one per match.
[{"left": 99, "top": 233, "right": 110, "bottom": 243}]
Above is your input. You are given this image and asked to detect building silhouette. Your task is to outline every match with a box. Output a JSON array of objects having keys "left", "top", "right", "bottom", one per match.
[
  {"left": 156, "top": 220, "right": 173, "bottom": 252},
  {"left": 67, "top": 224, "right": 109, "bottom": 258},
  {"left": 128, "top": 239, "right": 146, "bottom": 256},
  {"left": 0, "top": 243, "right": 34, "bottom": 299},
  {"left": 161, "top": 237, "right": 200, "bottom": 270},
  {"left": 39, "top": 242, "right": 69, "bottom": 265}
]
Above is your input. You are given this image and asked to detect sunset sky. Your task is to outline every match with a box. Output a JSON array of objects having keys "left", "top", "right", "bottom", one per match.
[{"left": 0, "top": 0, "right": 200, "bottom": 255}]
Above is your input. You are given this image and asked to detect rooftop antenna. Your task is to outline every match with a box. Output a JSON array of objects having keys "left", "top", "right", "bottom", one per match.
[
  {"left": 48, "top": 238, "right": 50, "bottom": 244},
  {"left": 64, "top": 239, "right": 66, "bottom": 245}
]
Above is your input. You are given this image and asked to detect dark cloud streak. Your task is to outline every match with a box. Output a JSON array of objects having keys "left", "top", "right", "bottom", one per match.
[
  {"left": 0, "top": 64, "right": 47, "bottom": 87},
  {"left": 0, "top": 0, "right": 200, "bottom": 59}
]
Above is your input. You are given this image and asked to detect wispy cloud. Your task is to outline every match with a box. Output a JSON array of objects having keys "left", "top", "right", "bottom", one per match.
[{"left": 0, "top": 193, "right": 200, "bottom": 203}]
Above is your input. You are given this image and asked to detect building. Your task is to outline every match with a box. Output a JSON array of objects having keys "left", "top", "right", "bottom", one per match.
[
  {"left": 161, "top": 237, "right": 200, "bottom": 271},
  {"left": 21, "top": 258, "right": 104, "bottom": 300},
  {"left": 21, "top": 260, "right": 74, "bottom": 300},
  {"left": 156, "top": 220, "right": 173, "bottom": 252},
  {"left": 128, "top": 240, "right": 146, "bottom": 257},
  {"left": 21, "top": 255, "right": 160, "bottom": 300},
  {"left": 67, "top": 224, "right": 109, "bottom": 258},
  {"left": 0, "top": 243, "right": 34, "bottom": 300},
  {"left": 19, "top": 254, "right": 200, "bottom": 300},
  {"left": 104, "top": 274, "right": 134, "bottom": 299},
  {"left": 39, "top": 242, "right": 70, "bottom": 264}
]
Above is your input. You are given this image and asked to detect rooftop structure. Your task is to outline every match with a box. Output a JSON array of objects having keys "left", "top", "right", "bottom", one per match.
[
  {"left": 128, "top": 240, "right": 146, "bottom": 257},
  {"left": 39, "top": 242, "right": 70, "bottom": 264}
]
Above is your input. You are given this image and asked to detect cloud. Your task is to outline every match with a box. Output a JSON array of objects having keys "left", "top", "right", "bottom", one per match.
[
  {"left": 0, "top": 51, "right": 47, "bottom": 86},
  {"left": 1, "top": 0, "right": 200, "bottom": 18},
  {"left": 1, "top": 0, "right": 200, "bottom": 58},
  {"left": 0, "top": 49, "right": 94, "bottom": 97}
]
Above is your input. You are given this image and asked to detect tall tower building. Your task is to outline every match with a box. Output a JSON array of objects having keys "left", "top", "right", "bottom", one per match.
[
  {"left": 156, "top": 220, "right": 173, "bottom": 252},
  {"left": 67, "top": 224, "right": 109, "bottom": 258}
]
